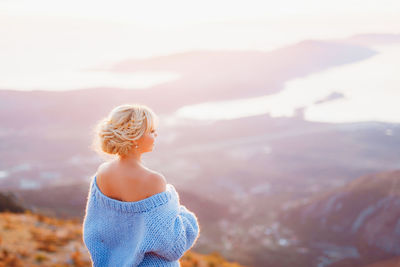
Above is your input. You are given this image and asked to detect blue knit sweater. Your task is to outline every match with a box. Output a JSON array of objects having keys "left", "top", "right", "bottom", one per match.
[{"left": 82, "top": 175, "right": 200, "bottom": 267}]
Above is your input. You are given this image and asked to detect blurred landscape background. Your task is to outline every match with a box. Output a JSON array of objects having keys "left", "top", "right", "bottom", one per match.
[{"left": 0, "top": 1, "right": 399, "bottom": 266}]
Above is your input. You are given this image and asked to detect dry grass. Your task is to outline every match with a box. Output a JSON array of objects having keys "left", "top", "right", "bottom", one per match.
[
  {"left": 0, "top": 210, "right": 247, "bottom": 267},
  {"left": 0, "top": 211, "right": 91, "bottom": 267}
]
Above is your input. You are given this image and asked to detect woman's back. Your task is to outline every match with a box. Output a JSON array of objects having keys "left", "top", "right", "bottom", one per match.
[{"left": 95, "top": 160, "right": 167, "bottom": 202}]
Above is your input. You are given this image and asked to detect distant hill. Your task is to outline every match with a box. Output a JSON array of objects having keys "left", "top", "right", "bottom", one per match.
[
  {"left": 0, "top": 191, "right": 26, "bottom": 213},
  {"left": 0, "top": 39, "right": 377, "bottom": 129},
  {"left": 11, "top": 182, "right": 89, "bottom": 220},
  {"left": 0, "top": 211, "right": 248, "bottom": 267},
  {"left": 362, "top": 256, "right": 400, "bottom": 267},
  {"left": 279, "top": 169, "right": 400, "bottom": 267}
]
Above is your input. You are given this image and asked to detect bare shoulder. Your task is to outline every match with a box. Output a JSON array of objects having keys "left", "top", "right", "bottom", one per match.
[
  {"left": 97, "top": 161, "right": 112, "bottom": 174},
  {"left": 144, "top": 171, "right": 167, "bottom": 195},
  {"left": 95, "top": 161, "right": 167, "bottom": 201}
]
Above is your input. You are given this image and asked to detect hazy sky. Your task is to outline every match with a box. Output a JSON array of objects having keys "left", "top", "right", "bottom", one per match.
[
  {"left": 0, "top": 0, "right": 399, "bottom": 91},
  {"left": 2, "top": 0, "right": 400, "bottom": 26}
]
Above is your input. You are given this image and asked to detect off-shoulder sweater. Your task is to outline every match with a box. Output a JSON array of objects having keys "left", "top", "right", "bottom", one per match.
[{"left": 82, "top": 175, "right": 200, "bottom": 267}]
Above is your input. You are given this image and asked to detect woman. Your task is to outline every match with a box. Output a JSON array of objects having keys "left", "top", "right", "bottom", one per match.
[{"left": 82, "top": 103, "right": 200, "bottom": 267}]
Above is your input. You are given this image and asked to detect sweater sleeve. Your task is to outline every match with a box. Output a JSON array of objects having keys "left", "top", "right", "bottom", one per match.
[{"left": 144, "top": 188, "right": 200, "bottom": 261}]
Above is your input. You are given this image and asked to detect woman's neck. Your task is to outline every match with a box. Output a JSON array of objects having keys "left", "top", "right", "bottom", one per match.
[{"left": 118, "top": 152, "right": 142, "bottom": 166}]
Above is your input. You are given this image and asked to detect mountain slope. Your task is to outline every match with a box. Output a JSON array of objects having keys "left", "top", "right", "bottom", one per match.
[{"left": 279, "top": 169, "right": 400, "bottom": 266}]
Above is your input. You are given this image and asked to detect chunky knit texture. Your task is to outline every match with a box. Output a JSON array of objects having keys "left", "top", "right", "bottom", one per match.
[{"left": 82, "top": 175, "right": 200, "bottom": 267}]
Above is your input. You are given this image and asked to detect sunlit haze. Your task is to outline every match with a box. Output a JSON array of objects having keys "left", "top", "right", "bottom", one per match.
[{"left": 1, "top": 0, "right": 399, "bottom": 123}]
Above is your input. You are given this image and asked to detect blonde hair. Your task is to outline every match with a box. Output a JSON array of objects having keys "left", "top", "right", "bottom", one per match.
[{"left": 92, "top": 104, "right": 158, "bottom": 157}]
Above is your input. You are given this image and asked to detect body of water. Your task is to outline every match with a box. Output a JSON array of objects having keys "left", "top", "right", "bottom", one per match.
[{"left": 175, "top": 44, "right": 400, "bottom": 124}]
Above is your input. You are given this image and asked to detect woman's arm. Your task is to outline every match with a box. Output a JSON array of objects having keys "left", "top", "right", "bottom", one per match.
[{"left": 143, "top": 187, "right": 200, "bottom": 261}]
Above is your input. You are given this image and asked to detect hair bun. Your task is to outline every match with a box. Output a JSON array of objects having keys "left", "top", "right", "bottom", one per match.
[{"left": 92, "top": 104, "right": 158, "bottom": 157}]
